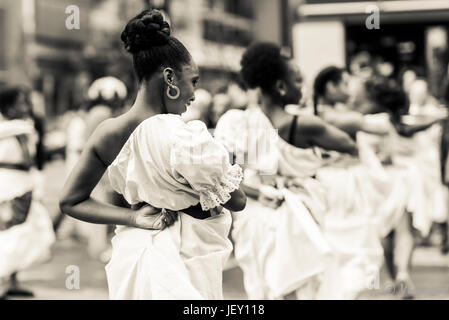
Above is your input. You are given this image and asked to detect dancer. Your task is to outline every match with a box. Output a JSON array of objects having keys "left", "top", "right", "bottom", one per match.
[
  {"left": 61, "top": 9, "right": 246, "bottom": 299},
  {"left": 312, "top": 67, "right": 396, "bottom": 299},
  {"left": 0, "top": 86, "right": 55, "bottom": 299},
  {"left": 360, "top": 77, "right": 447, "bottom": 299},
  {"left": 215, "top": 42, "right": 358, "bottom": 299},
  {"left": 313, "top": 66, "right": 389, "bottom": 137}
]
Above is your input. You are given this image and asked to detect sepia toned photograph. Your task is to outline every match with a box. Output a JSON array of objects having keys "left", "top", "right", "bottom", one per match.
[{"left": 1, "top": 0, "right": 449, "bottom": 308}]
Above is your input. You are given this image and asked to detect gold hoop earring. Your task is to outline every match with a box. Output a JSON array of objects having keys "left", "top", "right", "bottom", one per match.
[{"left": 166, "top": 85, "right": 180, "bottom": 100}]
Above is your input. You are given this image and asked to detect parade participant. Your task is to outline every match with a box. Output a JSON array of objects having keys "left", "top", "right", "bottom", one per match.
[
  {"left": 313, "top": 66, "right": 390, "bottom": 137},
  {"left": 361, "top": 77, "right": 447, "bottom": 299},
  {"left": 215, "top": 42, "right": 358, "bottom": 299},
  {"left": 61, "top": 9, "right": 246, "bottom": 299},
  {"left": 312, "top": 67, "right": 395, "bottom": 299},
  {"left": 0, "top": 86, "right": 55, "bottom": 299},
  {"left": 406, "top": 79, "right": 448, "bottom": 239}
]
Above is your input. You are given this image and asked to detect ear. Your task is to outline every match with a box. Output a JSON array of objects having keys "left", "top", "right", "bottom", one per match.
[
  {"left": 275, "top": 79, "right": 287, "bottom": 97},
  {"left": 163, "top": 67, "right": 175, "bottom": 86}
]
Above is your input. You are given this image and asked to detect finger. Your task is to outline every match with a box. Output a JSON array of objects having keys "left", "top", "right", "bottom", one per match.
[
  {"left": 157, "top": 216, "right": 167, "bottom": 230},
  {"left": 147, "top": 205, "right": 162, "bottom": 215}
]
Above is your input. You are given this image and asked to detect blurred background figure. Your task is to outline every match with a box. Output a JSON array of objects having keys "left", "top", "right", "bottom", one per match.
[
  {"left": 0, "top": 85, "right": 55, "bottom": 299},
  {"left": 181, "top": 88, "right": 213, "bottom": 126},
  {"left": 211, "top": 92, "right": 232, "bottom": 128}
]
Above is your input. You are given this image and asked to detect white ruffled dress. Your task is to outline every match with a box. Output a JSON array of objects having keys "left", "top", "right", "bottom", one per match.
[
  {"left": 215, "top": 107, "right": 332, "bottom": 300},
  {"left": 314, "top": 119, "right": 393, "bottom": 299},
  {"left": 105, "top": 114, "right": 242, "bottom": 300},
  {"left": 0, "top": 119, "right": 55, "bottom": 279}
]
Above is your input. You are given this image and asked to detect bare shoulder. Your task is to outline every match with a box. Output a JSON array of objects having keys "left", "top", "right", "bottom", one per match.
[{"left": 87, "top": 116, "right": 134, "bottom": 166}]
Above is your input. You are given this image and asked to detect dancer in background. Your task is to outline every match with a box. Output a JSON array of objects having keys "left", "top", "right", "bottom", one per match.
[
  {"left": 61, "top": 9, "right": 246, "bottom": 299},
  {"left": 215, "top": 42, "right": 358, "bottom": 300},
  {"left": 361, "top": 77, "right": 447, "bottom": 298},
  {"left": 0, "top": 86, "right": 55, "bottom": 299},
  {"left": 313, "top": 66, "right": 389, "bottom": 137},
  {"left": 406, "top": 79, "right": 448, "bottom": 241},
  {"left": 312, "top": 66, "right": 393, "bottom": 299}
]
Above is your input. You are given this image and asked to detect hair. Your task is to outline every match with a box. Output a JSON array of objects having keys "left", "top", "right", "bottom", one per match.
[
  {"left": 0, "top": 86, "right": 28, "bottom": 118},
  {"left": 121, "top": 9, "right": 191, "bottom": 82},
  {"left": 313, "top": 66, "right": 345, "bottom": 115},
  {"left": 240, "top": 42, "right": 289, "bottom": 96},
  {"left": 364, "top": 76, "right": 407, "bottom": 121}
]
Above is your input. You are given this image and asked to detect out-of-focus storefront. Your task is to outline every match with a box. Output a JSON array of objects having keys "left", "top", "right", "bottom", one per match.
[
  {"left": 293, "top": 0, "right": 449, "bottom": 97},
  {"left": 170, "top": 0, "right": 290, "bottom": 93},
  {"left": 0, "top": 0, "right": 90, "bottom": 116}
]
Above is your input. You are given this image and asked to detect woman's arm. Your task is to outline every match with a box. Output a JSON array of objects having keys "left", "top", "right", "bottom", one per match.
[
  {"left": 322, "top": 109, "right": 388, "bottom": 136},
  {"left": 396, "top": 118, "right": 442, "bottom": 137},
  {"left": 296, "top": 115, "right": 358, "bottom": 155},
  {"left": 59, "top": 119, "right": 175, "bottom": 229},
  {"left": 222, "top": 188, "right": 247, "bottom": 212}
]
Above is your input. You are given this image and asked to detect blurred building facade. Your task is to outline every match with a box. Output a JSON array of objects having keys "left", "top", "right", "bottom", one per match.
[
  {"left": 0, "top": 0, "right": 295, "bottom": 116},
  {"left": 168, "top": 0, "right": 294, "bottom": 93},
  {"left": 293, "top": 0, "right": 449, "bottom": 97},
  {"left": 0, "top": 0, "right": 91, "bottom": 116}
]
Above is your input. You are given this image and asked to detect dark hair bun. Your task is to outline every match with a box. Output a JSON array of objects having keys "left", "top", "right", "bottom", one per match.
[
  {"left": 121, "top": 9, "right": 171, "bottom": 54},
  {"left": 240, "top": 42, "right": 286, "bottom": 91},
  {"left": 365, "top": 76, "right": 407, "bottom": 113}
]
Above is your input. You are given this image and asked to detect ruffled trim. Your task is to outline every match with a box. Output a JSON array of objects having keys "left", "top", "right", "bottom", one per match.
[{"left": 199, "top": 164, "right": 243, "bottom": 211}]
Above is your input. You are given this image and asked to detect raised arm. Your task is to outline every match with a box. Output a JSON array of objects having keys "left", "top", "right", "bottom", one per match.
[
  {"left": 396, "top": 117, "right": 444, "bottom": 137},
  {"left": 321, "top": 108, "right": 388, "bottom": 137},
  {"left": 59, "top": 119, "right": 175, "bottom": 229},
  {"left": 295, "top": 114, "right": 358, "bottom": 155}
]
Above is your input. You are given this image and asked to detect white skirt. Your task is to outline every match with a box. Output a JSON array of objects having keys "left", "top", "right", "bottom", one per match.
[
  {"left": 0, "top": 200, "right": 55, "bottom": 278},
  {"left": 316, "top": 163, "right": 386, "bottom": 299},
  {"left": 232, "top": 189, "right": 332, "bottom": 300},
  {"left": 105, "top": 211, "right": 233, "bottom": 300}
]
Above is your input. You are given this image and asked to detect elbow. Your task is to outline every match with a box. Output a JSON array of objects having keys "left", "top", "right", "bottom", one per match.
[
  {"left": 229, "top": 191, "right": 247, "bottom": 212},
  {"left": 59, "top": 197, "right": 72, "bottom": 216},
  {"left": 59, "top": 194, "right": 80, "bottom": 217}
]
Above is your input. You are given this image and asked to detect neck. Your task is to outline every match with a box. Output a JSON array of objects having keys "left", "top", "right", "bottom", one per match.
[
  {"left": 319, "top": 96, "right": 335, "bottom": 107},
  {"left": 259, "top": 93, "right": 284, "bottom": 119},
  {"left": 126, "top": 78, "right": 165, "bottom": 125}
]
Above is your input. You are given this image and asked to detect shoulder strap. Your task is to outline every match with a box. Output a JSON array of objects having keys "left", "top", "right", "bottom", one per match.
[{"left": 288, "top": 115, "right": 298, "bottom": 145}]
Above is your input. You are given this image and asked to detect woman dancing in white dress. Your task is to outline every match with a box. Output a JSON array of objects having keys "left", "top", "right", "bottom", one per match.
[
  {"left": 60, "top": 9, "right": 246, "bottom": 299},
  {"left": 312, "top": 66, "right": 395, "bottom": 299},
  {"left": 0, "top": 86, "right": 54, "bottom": 299},
  {"left": 215, "top": 42, "right": 358, "bottom": 300}
]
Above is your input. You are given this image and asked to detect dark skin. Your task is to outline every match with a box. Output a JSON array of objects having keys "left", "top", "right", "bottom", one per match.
[
  {"left": 60, "top": 59, "right": 246, "bottom": 230},
  {"left": 241, "top": 60, "right": 357, "bottom": 201},
  {"left": 317, "top": 72, "right": 389, "bottom": 137}
]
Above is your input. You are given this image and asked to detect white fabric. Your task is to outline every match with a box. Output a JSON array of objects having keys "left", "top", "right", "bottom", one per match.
[
  {"left": 106, "top": 114, "right": 242, "bottom": 299},
  {"left": 215, "top": 107, "right": 331, "bottom": 299},
  {"left": 0, "top": 120, "right": 36, "bottom": 203},
  {"left": 315, "top": 132, "right": 389, "bottom": 299},
  {"left": 0, "top": 199, "right": 55, "bottom": 278},
  {"left": 391, "top": 123, "right": 448, "bottom": 236},
  {"left": 0, "top": 119, "right": 54, "bottom": 278},
  {"left": 108, "top": 115, "right": 242, "bottom": 211},
  {"left": 0, "top": 118, "right": 34, "bottom": 140},
  {"left": 106, "top": 213, "right": 232, "bottom": 300}
]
